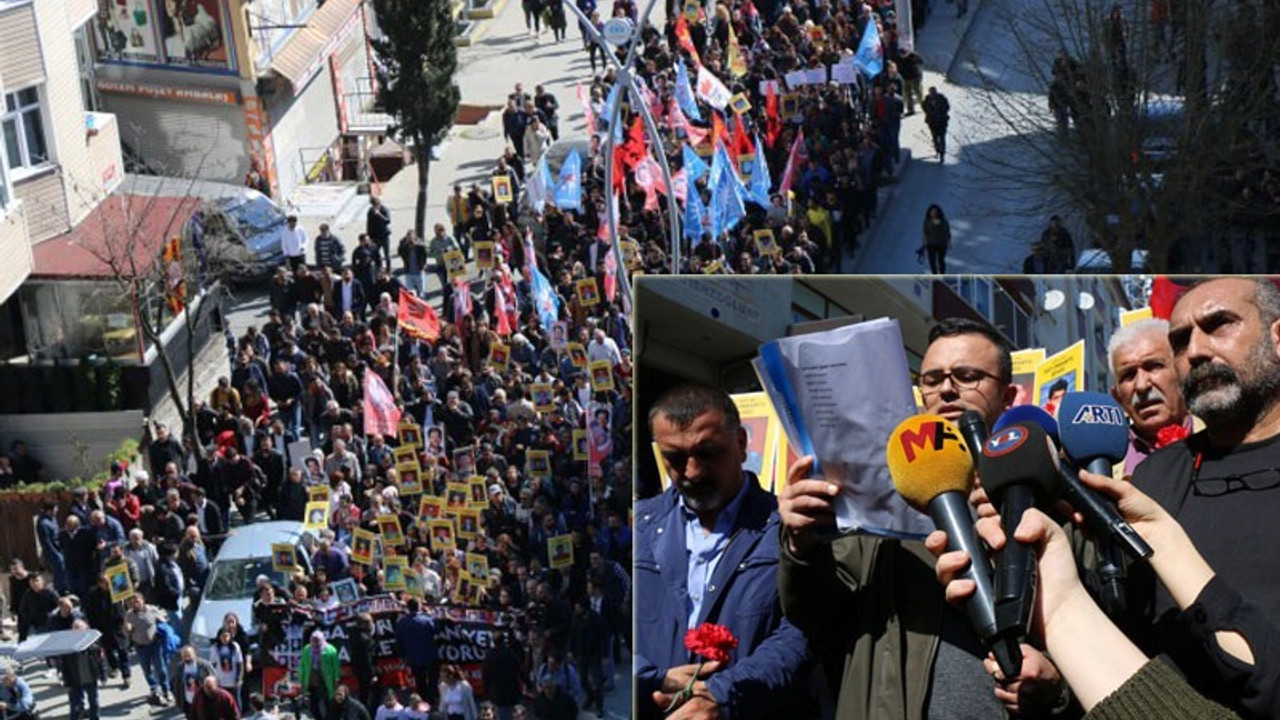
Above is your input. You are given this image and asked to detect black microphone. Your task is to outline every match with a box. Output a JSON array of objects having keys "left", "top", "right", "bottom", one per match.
[
  {"left": 958, "top": 409, "right": 988, "bottom": 468},
  {"left": 978, "top": 421, "right": 1060, "bottom": 679},
  {"left": 1055, "top": 393, "right": 1154, "bottom": 563}
]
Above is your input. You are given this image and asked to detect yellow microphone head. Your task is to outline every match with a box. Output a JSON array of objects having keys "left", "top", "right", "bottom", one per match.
[{"left": 886, "top": 414, "right": 975, "bottom": 512}]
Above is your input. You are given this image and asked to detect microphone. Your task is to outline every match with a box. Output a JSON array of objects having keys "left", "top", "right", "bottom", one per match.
[
  {"left": 978, "top": 420, "right": 1061, "bottom": 678},
  {"left": 1055, "top": 392, "right": 1154, "bottom": 563},
  {"left": 992, "top": 404, "right": 1059, "bottom": 448},
  {"left": 887, "top": 415, "right": 1000, "bottom": 656},
  {"left": 957, "top": 409, "right": 989, "bottom": 467}
]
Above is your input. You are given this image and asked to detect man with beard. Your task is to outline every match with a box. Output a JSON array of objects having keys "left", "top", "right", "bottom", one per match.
[
  {"left": 1120, "top": 277, "right": 1280, "bottom": 718},
  {"left": 635, "top": 383, "right": 810, "bottom": 720},
  {"left": 1107, "top": 318, "right": 1193, "bottom": 478}
]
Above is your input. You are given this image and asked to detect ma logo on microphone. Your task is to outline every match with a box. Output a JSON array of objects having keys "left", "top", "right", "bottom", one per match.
[
  {"left": 983, "top": 426, "right": 1027, "bottom": 458},
  {"left": 898, "top": 421, "right": 965, "bottom": 463},
  {"left": 1070, "top": 405, "right": 1127, "bottom": 426}
]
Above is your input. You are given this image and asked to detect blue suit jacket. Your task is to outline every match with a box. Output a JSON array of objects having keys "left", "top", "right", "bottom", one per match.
[{"left": 634, "top": 475, "right": 810, "bottom": 720}]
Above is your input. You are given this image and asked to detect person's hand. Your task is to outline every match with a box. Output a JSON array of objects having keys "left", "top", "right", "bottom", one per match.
[
  {"left": 777, "top": 456, "right": 839, "bottom": 556},
  {"left": 969, "top": 477, "right": 997, "bottom": 519},
  {"left": 1073, "top": 469, "right": 1172, "bottom": 546},
  {"left": 657, "top": 661, "right": 721, "bottom": 693},
  {"left": 985, "top": 644, "right": 1065, "bottom": 715},
  {"left": 653, "top": 680, "right": 720, "bottom": 720}
]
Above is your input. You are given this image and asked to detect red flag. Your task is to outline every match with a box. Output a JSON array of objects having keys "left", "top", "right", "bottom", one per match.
[
  {"left": 712, "top": 112, "right": 730, "bottom": 150},
  {"left": 603, "top": 242, "right": 618, "bottom": 301},
  {"left": 779, "top": 128, "right": 806, "bottom": 195},
  {"left": 577, "top": 84, "right": 595, "bottom": 135},
  {"left": 669, "top": 99, "right": 708, "bottom": 145},
  {"left": 396, "top": 288, "right": 441, "bottom": 341},
  {"left": 765, "top": 82, "right": 782, "bottom": 148},
  {"left": 363, "top": 368, "right": 402, "bottom": 438},
  {"left": 1148, "top": 276, "right": 1184, "bottom": 319},
  {"left": 731, "top": 113, "right": 755, "bottom": 157},
  {"left": 619, "top": 117, "right": 647, "bottom": 169},
  {"left": 493, "top": 269, "right": 520, "bottom": 336},
  {"left": 675, "top": 16, "right": 701, "bottom": 66},
  {"left": 611, "top": 146, "right": 627, "bottom": 194}
]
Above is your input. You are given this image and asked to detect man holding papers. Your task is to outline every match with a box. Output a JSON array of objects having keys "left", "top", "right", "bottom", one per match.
[
  {"left": 778, "top": 318, "right": 1070, "bottom": 719},
  {"left": 635, "top": 383, "right": 811, "bottom": 720}
]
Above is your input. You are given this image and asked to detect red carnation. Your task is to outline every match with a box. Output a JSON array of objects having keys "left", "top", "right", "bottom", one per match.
[
  {"left": 1155, "top": 423, "right": 1191, "bottom": 449},
  {"left": 684, "top": 623, "right": 739, "bottom": 664}
]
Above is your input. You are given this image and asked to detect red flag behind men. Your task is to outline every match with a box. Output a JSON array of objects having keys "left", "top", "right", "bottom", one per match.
[
  {"left": 363, "top": 368, "right": 402, "bottom": 438},
  {"left": 765, "top": 83, "right": 782, "bottom": 148},
  {"left": 396, "top": 288, "right": 441, "bottom": 341}
]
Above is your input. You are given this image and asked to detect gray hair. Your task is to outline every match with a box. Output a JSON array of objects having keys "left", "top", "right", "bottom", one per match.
[{"left": 1106, "top": 318, "right": 1170, "bottom": 377}]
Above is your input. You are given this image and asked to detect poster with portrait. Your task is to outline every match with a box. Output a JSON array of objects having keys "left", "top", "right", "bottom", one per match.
[
  {"left": 383, "top": 556, "right": 408, "bottom": 591},
  {"left": 465, "top": 552, "right": 490, "bottom": 582},
  {"left": 392, "top": 445, "right": 418, "bottom": 467},
  {"left": 589, "top": 360, "right": 615, "bottom": 392},
  {"left": 428, "top": 519, "right": 456, "bottom": 551},
  {"left": 567, "top": 343, "right": 588, "bottom": 368},
  {"left": 526, "top": 450, "right": 551, "bottom": 478},
  {"left": 446, "top": 482, "right": 470, "bottom": 509},
  {"left": 492, "top": 175, "right": 514, "bottom": 204},
  {"left": 572, "top": 429, "right": 588, "bottom": 461},
  {"left": 467, "top": 478, "right": 488, "bottom": 508},
  {"left": 444, "top": 250, "right": 466, "bottom": 282},
  {"left": 397, "top": 421, "right": 423, "bottom": 449},
  {"left": 452, "top": 572, "right": 476, "bottom": 605},
  {"left": 378, "top": 514, "right": 405, "bottom": 547},
  {"left": 351, "top": 529, "right": 375, "bottom": 565},
  {"left": 271, "top": 543, "right": 297, "bottom": 573},
  {"left": 456, "top": 508, "right": 482, "bottom": 539},
  {"left": 453, "top": 446, "right": 476, "bottom": 478},
  {"left": 93, "top": 0, "right": 161, "bottom": 63},
  {"left": 588, "top": 403, "right": 613, "bottom": 474},
  {"left": 106, "top": 562, "right": 134, "bottom": 602},
  {"left": 1009, "top": 348, "right": 1046, "bottom": 408},
  {"left": 1119, "top": 307, "right": 1153, "bottom": 326},
  {"left": 304, "top": 501, "right": 329, "bottom": 531},
  {"left": 397, "top": 464, "right": 422, "bottom": 496},
  {"left": 1033, "top": 340, "right": 1085, "bottom": 416},
  {"left": 731, "top": 391, "right": 781, "bottom": 489},
  {"left": 475, "top": 241, "right": 495, "bottom": 270},
  {"left": 575, "top": 278, "right": 601, "bottom": 307},
  {"left": 425, "top": 426, "right": 447, "bottom": 460},
  {"left": 404, "top": 570, "right": 424, "bottom": 598},
  {"left": 329, "top": 578, "right": 359, "bottom": 605},
  {"left": 548, "top": 535, "right": 574, "bottom": 569},
  {"left": 308, "top": 485, "right": 330, "bottom": 505},
  {"left": 531, "top": 383, "right": 554, "bottom": 413},
  {"left": 550, "top": 321, "right": 570, "bottom": 350},
  {"left": 729, "top": 93, "right": 752, "bottom": 115},
  {"left": 488, "top": 342, "right": 510, "bottom": 372},
  {"left": 159, "top": 0, "right": 233, "bottom": 69},
  {"left": 418, "top": 495, "right": 445, "bottom": 523},
  {"left": 753, "top": 229, "right": 780, "bottom": 256}
]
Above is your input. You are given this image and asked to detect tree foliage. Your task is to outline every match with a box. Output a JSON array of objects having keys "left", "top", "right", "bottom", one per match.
[{"left": 372, "top": 0, "right": 463, "bottom": 237}]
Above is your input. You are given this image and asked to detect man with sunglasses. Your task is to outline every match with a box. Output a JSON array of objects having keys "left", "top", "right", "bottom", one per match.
[
  {"left": 635, "top": 383, "right": 811, "bottom": 720},
  {"left": 778, "top": 318, "right": 1071, "bottom": 719},
  {"left": 1117, "top": 277, "right": 1280, "bottom": 718}
]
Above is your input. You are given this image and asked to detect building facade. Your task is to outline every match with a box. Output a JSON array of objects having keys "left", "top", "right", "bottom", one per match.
[{"left": 89, "top": 0, "right": 384, "bottom": 203}]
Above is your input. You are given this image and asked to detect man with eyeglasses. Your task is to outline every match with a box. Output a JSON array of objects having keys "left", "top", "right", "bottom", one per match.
[
  {"left": 778, "top": 317, "right": 1072, "bottom": 720},
  {"left": 1110, "top": 277, "right": 1280, "bottom": 719},
  {"left": 635, "top": 383, "right": 811, "bottom": 720}
]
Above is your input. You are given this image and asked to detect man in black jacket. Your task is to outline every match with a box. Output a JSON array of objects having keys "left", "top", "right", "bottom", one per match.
[
  {"left": 483, "top": 631, "right": 523, "bottom": 718},
  {"left": 348, "top": 613, "right": 378, "bottom": 709},
  {"left": 148, "top": 423, "right": 184, "bottom": 479},
  {"left": 365, "top": 196, "right": 392, "bottom": 272},
  {"left": 84, "top": 574, "right": 131, "bottom": 689}
]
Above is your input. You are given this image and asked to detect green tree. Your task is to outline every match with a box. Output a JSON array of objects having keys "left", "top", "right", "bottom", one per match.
[{"left": 372, "top": 0, "right": 462, "bottom": 239}]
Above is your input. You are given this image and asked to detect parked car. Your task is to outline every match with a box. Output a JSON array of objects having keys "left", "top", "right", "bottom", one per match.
[
  {"left": 190, "top": 188, "right": 288, "bottom": 284},
  {"left": 188, "top": 521, "right": 312, "bottom": 653}
]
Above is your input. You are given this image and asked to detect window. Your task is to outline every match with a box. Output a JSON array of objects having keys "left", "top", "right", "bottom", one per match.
[{"left": 2, "top": 87, "right": 49, "bottom": 172}]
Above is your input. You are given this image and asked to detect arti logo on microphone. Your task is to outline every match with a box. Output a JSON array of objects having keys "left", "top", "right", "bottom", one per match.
[
  {"left": 1069, "top": 405, "right": 1127, "bottom": 426},
  {"left": 983, "top": 426, "right": 1027, "bottom": 458},
  {"left": 897, "top": 420, "right": 966, "bottom": 463}
]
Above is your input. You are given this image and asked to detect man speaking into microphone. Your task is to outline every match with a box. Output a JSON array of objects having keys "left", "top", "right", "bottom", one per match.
[{"left": 779, "top": 318, "right": 1071, "bottom": 719}]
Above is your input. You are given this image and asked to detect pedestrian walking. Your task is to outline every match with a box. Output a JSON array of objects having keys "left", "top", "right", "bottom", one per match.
[
  {"left": 922, "top": 86, "right": 951, "bottom": 162},
  {"left": 917, "top": 204, "right": 952, "bottom": 274}
]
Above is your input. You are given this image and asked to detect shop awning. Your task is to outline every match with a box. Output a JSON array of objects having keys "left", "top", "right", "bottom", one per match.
[
  {"left": 267, "top": 0, "right": 366, "bottom": 95},
  {"left": 32, "top": 194, "right": 198, "bottom": 280}
]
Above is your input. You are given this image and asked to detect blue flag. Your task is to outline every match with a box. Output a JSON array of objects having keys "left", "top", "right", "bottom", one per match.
[
  {"left": 853, "top": 19, "right": 884, "bottom": 77},
  {"left": 674, "top": 60, "right": 703, "bottom": 122},
  {"left": 683, "top": 144, "right": 709, "bottom": 185},
  {"left": 748, "top": 135, "right": 772, "bottom": 207},
  {"left": 709, "top": 151, "right": 746, "bottom": 240},
  {"left": 553, "top": 149, "right": 582, "bottom": 211},
  {"left": 684, "top": 184, "right": 707, "bottom": 243},
  {"left": 530, "top": 263, "right": 561, "bottom": 330}
]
